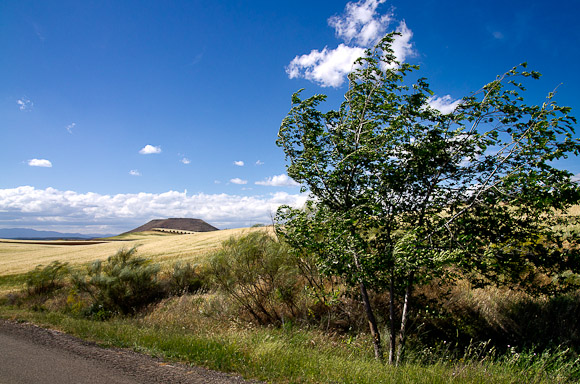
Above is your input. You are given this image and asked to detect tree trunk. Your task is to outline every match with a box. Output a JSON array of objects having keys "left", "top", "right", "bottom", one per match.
[
  {"left": 352, "top": 251, "right": 383, "bottom": 361},
  {"left": 388, "top": 274, "right": 396, "bottom": 365},
  {"left": 396, "top": 271, "right": 414, "bottom": 366},
  {"left": 359, "top": 280, "right": 383, "bottom": 361}
]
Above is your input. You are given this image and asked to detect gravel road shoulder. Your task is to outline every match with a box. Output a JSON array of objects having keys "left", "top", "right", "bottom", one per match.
[{"left": 0, "top": 319, "right": 260, "bottom": 384}]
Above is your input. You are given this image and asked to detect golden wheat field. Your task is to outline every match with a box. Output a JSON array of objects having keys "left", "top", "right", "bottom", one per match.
[
  {"left": 1, "top": 204, "right": 578, "bottom": 277},
  {"left": 0, "top": 227, "right": 271, "bottom": 276}
]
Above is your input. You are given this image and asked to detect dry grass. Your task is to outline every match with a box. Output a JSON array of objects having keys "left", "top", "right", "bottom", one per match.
[
  {"left": 0, "top": 227, "right": 272, "bottom": 276},
  {"left": 568, "top": 204, "right": 580, "bottom": 216},
  {"left": 447, "top": 280, "right": 524, "bottom": 331}
]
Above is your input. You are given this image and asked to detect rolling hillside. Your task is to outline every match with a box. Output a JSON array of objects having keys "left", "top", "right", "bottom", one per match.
[{"left": 0, "top": 227, "right": 271, "bottom": 276}]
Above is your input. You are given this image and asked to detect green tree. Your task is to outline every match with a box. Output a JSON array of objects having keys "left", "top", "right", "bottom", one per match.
[{"left": 276, "top": 33, "right": 580, "bottom": 363}]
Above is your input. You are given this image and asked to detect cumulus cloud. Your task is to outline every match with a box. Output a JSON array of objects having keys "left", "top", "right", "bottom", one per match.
[
  {"left": 286, "top": 0, "right": 414, "bottom": 87},
  {"left": 28, "top": 159, "right": 52, "bottom": 168},
  {"left": 572, "top": 173, "right": 580, "bottom": 183},
  {"left": 328, "top": 0, "right": 392, "bottom": 46},
  {"left": 255, "top": 160, "right": 264, "bottom": 166},
  {"left": 0, "top": 186, "right": 308, "bottom": 233},
  {"left": 17, "top": 98, "right": 33, "bottom": 111},
  {"left": 389, "top": 21, "right": 414, "bottom": 65},
  {"left": 66, "top": 122, "right": 76, "bottom": 134},
  {"left": 427, "top": 95, "right": 462, "bottom": 114},
  {"left": 234, "top": 160, "right": 245, "bottom": 167},
  {"left": 230, "top": 178, "right": 248, "bottom": 185},
  {"left": 287, "top": 45, "right": 366, "bottom": 88},
  {"left": 256, "top": 174, "right": 300, "bottom": 187},
  {"left": 181, "top": 157, "right": 191, "bottom": 164},
  {"left": 139, "top": 145, "right": 162, "bottom": 155},
  {"left": 129, "top": 170, "right": 141, "bottom": 176}
]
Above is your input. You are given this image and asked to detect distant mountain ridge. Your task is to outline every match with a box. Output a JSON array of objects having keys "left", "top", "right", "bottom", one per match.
[
  {"left": 0, "top": 228, "right": 114, "bottom": 240},
  {"left": 123, "top": 218, "right": 219, "bottom": 234}
]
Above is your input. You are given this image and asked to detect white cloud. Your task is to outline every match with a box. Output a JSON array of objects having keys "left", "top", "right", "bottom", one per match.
[
  {"left": 181, "top": 157, "right": 191, "bottom": 164},
  {"left": 256, "top": 174, "right": 300, "bottom": 187},
  {"left": 66, "top": 123, "right": 76, "bottom": 134},
  {"left": 139, "top": 145, "right": 162, "bottom": 155},
  {"left": 572, "top": 173, "right": 580, "bottom": 183},
  {"left": 286, "top": 0, "right": 415, "bottom": 88},
  {"left": 32, "top": 22, "right": 46, "bottom": 41},
  {"left": 492, "top": 31, "right": 504, "bottom": 39},
  {"left": 234, "top": 160, "right": 245, "bottom": 166},
  {"left": 129, "top": 170, "right": 141, "bottom": 176},
  {"left": 427, "top": 95, "right": 462, "bottom": 114},
  {"left": 328, "top": 0, "right": 392, "bottom": 46},
  {"left": 17, "top": 98, "right": 33, "bottom": 111},
  {"left": 0, "top": 186, "right": 308, "bottom": 232},
  {"left": 230, "top": 178, "right": 248, "bottom": 185},
  {"left": 190, "top": 52, "right": 204, "bottom": 66},
  {"left": 28, "top": 159, "right": 52, "bottom": 168},
  {"left": 287, "top": 45, "right": 366, "bottom": 88},
  {"left": 389, "top": 21, "right": 414, "bottom": 66},
  {"left": 255, "top": 160, "right": 264, "bottom": 166}
]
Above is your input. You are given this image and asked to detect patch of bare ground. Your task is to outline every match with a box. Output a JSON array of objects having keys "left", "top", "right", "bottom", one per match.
[{"left": 0, "top": 319, "right": 261, "bottom": 384}]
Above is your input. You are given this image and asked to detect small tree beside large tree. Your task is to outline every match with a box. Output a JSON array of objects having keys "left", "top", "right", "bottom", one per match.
[{"left": 275, "top": 33, "right": 580, "bottom": 364}]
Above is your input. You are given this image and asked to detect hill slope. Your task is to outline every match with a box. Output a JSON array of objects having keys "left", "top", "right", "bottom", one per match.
[
  {"left": 0, "top": 227, "right": 268, "bottom": 276},
  {"left": 124, "top": 218, "right": 218, "bottom": 234}
]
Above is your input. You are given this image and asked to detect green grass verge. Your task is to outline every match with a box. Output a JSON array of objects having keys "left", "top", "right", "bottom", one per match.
[
  {"left": 1, "top": 307, "right": 576, "bottom": 384},
  {"left": 0, "top": 273, "right": 27, "bottom": 293}
]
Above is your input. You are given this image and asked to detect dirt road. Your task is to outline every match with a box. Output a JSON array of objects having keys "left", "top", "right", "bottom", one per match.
[{"left": 0, "top": 320, "right": 257, "bottom": 384}]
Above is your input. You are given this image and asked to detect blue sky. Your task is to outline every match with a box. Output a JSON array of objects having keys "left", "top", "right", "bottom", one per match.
[{"left": 1, "top": 0, "right": 579, "bottom": 234}]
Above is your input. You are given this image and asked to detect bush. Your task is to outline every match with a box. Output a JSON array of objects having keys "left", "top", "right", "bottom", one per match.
[
  {"left": 25, "top": 261, "right": 69, "bottom": 296},
  {"left": 73, "top": 247, "right": 162, "bottom": 317},
  {"left": 208, "top": 232, "right": 300, "bottom": 324},
  {"left": 167, "top": 261, "right": 207, "bottom": 295},
  {"left": 402, "top": 282, "right": 580, "bottom": 359}
]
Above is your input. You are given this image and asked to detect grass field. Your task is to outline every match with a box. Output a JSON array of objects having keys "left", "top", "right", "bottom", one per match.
[
  {"left": 0, "top": 227, "right": 270, "bottom": 276},
  {"left": 1, "top": 222, "right": 578, "bottom": 383},
  {"left": 2, "top": 204, "right": 577, "bottom": 277}
]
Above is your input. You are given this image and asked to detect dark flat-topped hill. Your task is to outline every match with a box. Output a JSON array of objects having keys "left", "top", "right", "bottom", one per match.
[{"left": 124, "top": 218, "right": 219, "bottom": 234}]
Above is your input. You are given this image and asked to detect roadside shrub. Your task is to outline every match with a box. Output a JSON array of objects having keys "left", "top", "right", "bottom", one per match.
[
  {"left": 208, "top": 232, "right": 300, "bottom": 324},
  {"left": 25, "top": 261, "right": 69, "bottom": 296},
  {"left": 73, "top": 246, "right": 162, "bottom": 317},
  {"left": 167, "top": 261, "right": 207, "bottom": 295},
  {"left": 504, "top": 292, "right": 580, "bottom": 351},
  {"left": 403, "top": 281, "right": 580, "bottom": 358}
]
